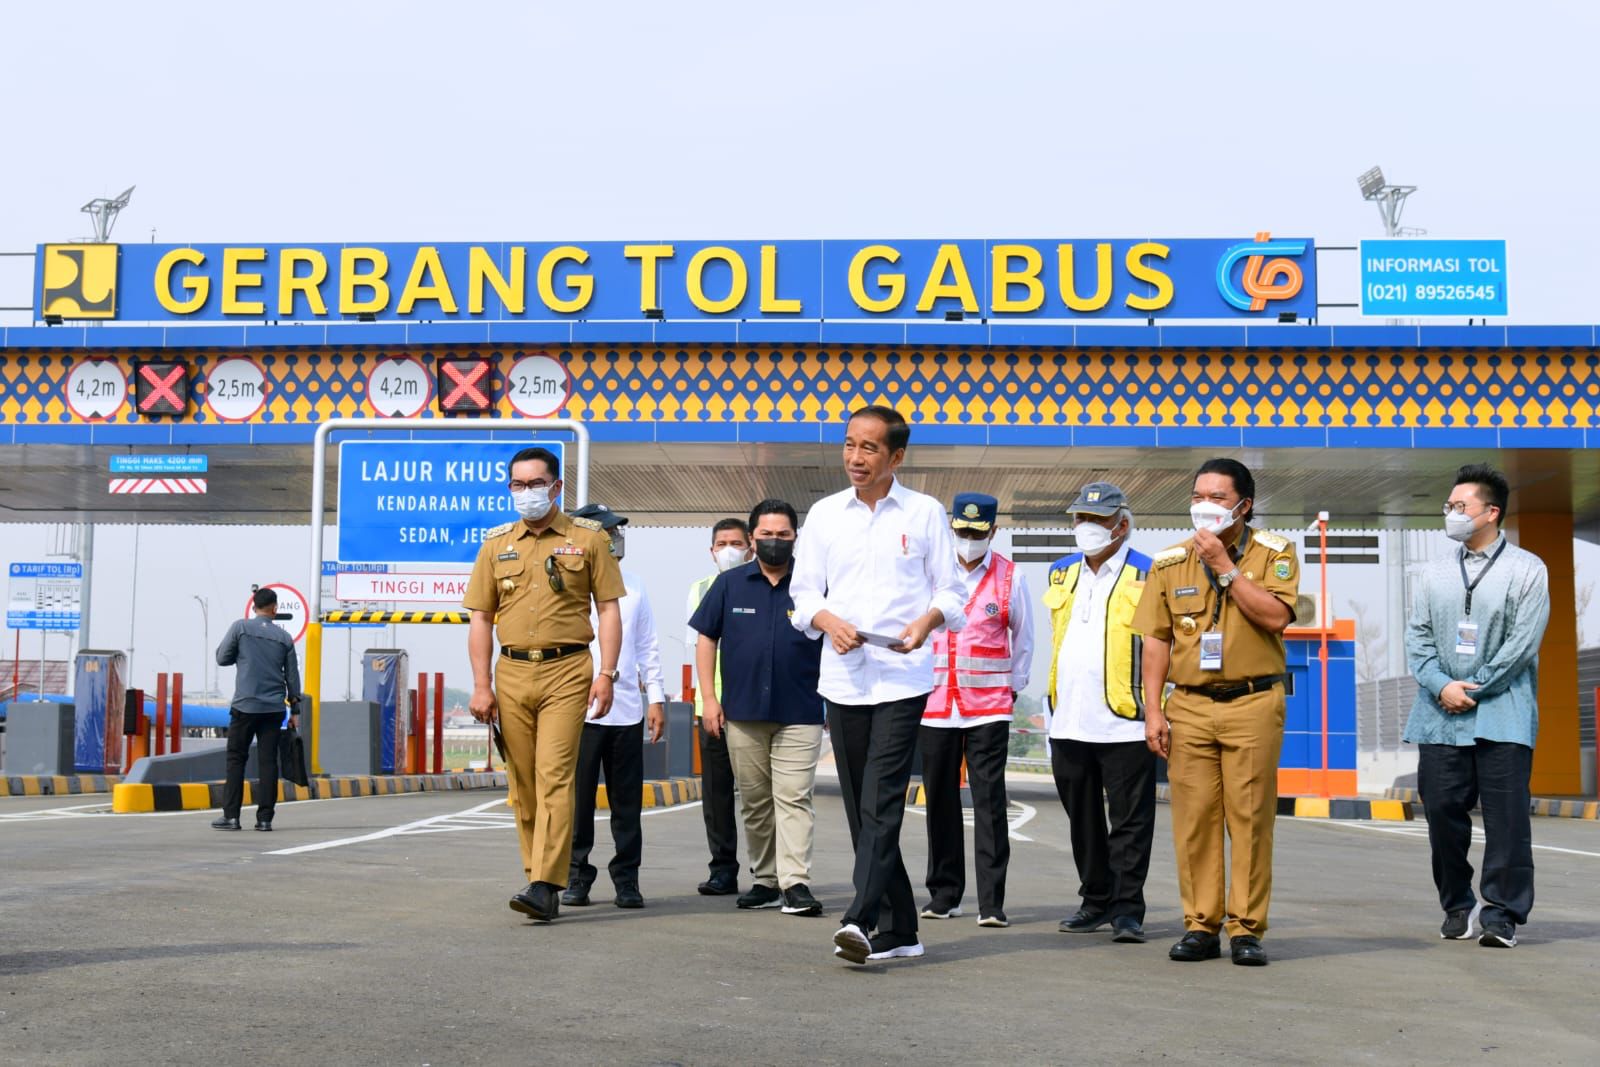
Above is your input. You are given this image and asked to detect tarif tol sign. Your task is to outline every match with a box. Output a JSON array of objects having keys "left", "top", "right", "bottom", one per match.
[{"left": 36, "top": 237, "right": 1317, "bottom": 323}]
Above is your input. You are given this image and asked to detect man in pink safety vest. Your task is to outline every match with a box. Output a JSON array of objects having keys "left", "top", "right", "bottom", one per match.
[{"left": 919, "top": 492, "right": 1034, "bottom": 929}]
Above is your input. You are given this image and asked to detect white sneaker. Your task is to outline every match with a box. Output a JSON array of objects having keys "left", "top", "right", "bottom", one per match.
[
  {"left": 919, "top": 903, "right": 962, "bottom": 919},
  {"left": 866, "top": 940, "right": 926, "bottom": 961},
  {"left": 833, "top": 923, "right": 870, "bottom": 965},
  {"left": 977, "top": 913, "right": 1010, "bottom": 928}
]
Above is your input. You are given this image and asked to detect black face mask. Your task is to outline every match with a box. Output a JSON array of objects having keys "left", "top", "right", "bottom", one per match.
[{"left": 755, "top": 538, "right": 795, "bottom": 566}]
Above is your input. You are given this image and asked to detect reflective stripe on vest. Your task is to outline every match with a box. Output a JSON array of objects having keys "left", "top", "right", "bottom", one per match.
[{"left": 924, "top": 553, "right": 1015, "bottom": 720}]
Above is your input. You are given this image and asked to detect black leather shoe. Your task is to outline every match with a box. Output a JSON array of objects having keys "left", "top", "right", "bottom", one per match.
[
  {"left": 561, "top": 884, "right": 592, "bottom": 907},
  {"left": 614, "top": 885, "right": 645, "bottom": 909},
  {"left": 1058, "top": 907, "right": 1110, "bottom": 933},
  {"left": 698, "top": 873, "right": 739, "bottom": 896},
  {"left": 254, "top": 819, "right": 273, "bottom": 832},
  {"left": 510, "top": 882, "right": 559, "bottom": 922},
  {"left": 1168, "top": 930, "right": 1222, "bottom": 961},
  {"left": 1230, "top": 935, "right": 1268, "bottom": 966},
  {"left": 1111, "top": 916, "right": 1147, "bottom": 943},
  {"left": 211, "top": 817, "right": 241, "bottom": 831}
]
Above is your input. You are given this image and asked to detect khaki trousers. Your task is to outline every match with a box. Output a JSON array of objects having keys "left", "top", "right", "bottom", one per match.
[
  {"left": 1164, "top": 685, "right": 1285, "bottom": 939},
  {"left": 725, "top": 721, "right": 824, "bottom": 890},
  {"left": 496, "top": 651, "right": 592, "bottom": 887}
]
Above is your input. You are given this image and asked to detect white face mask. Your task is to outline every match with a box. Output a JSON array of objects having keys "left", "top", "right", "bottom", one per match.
[
  {"left": 1073, "top": 520, "right": 1121, "bottom": 555},
  {"left": 512, "top": 485, "right": 553, "bottom": 521},
  {"left": 1190, "top": 500, "right": 1241, "bottom": 536},
  {"left": 713, "top": 545, "right": 749, "bottom": 572},
  {"left": 1444, "top": 510, "right": 1486, "bottom": 543},
  {"left": 955, "top": 536, "right": 991, "bottom": 563}
]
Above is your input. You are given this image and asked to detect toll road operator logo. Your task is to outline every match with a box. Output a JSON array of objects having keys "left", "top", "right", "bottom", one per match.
[
  {"left": 1216, "top": 232, "right": 1305, "bottom": 312},
  {"left": 40, "top": 244, "right": 119, "bottom": 319}
]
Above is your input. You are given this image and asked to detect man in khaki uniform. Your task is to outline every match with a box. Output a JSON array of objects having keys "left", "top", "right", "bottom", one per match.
[
  {"left": 1133, "top": 457, "right": 1298, "bottom": 967},
  {"left": 465, "top": 445, "right": 625, "bottom": 923}
]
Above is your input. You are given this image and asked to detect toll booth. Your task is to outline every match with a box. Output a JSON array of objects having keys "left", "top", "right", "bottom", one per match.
[
  {"left": 1281, "top": 624, "right": 1357, "bottom": 796},
  {"left": 362, "top": 649, "right": 410, "bottom": 774},
  {"left": 73, "top": 650, "right": 126, "bottom": 774}
]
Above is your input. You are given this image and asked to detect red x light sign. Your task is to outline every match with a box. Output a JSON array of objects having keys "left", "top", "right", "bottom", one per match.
[
  {"left": 436, "top": 358, "right": 494, "bottom": 413},
  {"left": 134, "top": 361, "right": 189, "bottom": 416}
]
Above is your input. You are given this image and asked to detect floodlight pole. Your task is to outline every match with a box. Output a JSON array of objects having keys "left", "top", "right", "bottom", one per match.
[
  {"left": 304, "top": 417, "right": 591, "bottom": 774},
  {"left": 81, "top": 186, "right": 134, "bottom": 243},
  {"left": 1358, "top": 167, "right": 1416, "bottom": 238}
]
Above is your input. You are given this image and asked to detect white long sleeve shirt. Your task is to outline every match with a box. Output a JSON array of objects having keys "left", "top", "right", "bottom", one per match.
[
  {"left": 1049, "top": 542, "right": 1144, "bottom": 744},
  {"left": 588, "top": 568, "right": 666, "bottom": 727},
  {"left": 790, "top": 478, "right": 967, "bottom": 705},
  {"left": 923, "top": 549, "right": 1034, "bottom": 730}
]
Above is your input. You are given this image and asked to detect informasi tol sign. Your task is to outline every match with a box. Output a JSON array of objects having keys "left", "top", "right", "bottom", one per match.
[
  {"left": 336, "top": 440, "right": 565, "bottom": 564},
  {"left": 1359, "top": 239, "right": 1507, "bottom": 317}
]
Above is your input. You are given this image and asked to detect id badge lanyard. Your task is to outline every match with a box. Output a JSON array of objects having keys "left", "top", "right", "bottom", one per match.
[
  {"left": 1455, "top": 538, "right": 1506, "bottom": 657},
  {"left": 1199, "top": 529, "right": 1249, "bottom": 671}
]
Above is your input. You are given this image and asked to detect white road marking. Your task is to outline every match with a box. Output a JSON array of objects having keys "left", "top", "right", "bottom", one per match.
[
  {"left": 1297, "top": 817, "right": 1600, "bottom": 859},
  {"left": 905, "top": 800, "right": 1037, "bottom": 842},
  {"left": 265, "top": 798, "right": 703, "bottom": 856}
]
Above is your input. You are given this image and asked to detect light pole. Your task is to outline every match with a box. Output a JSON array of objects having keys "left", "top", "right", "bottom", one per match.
[{"left": 192, "top": 596, "right": 209, "bottom": 697}]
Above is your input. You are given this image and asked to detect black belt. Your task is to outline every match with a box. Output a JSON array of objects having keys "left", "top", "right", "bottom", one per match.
[
  {"left": 499, "top": 644, "right": 588, "bottom": 663},
  {"left": 1179, "top": 674, "right": 1287, "bottom": 703}
]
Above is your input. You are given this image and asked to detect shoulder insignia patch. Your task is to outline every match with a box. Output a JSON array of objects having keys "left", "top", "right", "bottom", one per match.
[
  {"left": 486, "top": 521, "right": 517, "bottom": 538},
  {"left": 571, "top": 516, "right": 604, "bottom": 531},
  {"left": 1153, "top": 546, "right": 1188, "bottom": 569},
  {"left": 1254, "top": 530, "right": 1289, "bottom": 552}
]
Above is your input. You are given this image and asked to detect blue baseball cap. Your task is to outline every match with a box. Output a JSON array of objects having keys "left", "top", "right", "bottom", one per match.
[{"left": 950, "top": 492, "right": 998, "bottom": 532}]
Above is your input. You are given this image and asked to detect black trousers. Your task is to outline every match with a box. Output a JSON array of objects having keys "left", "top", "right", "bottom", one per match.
[
  {"left": 830, "top": 695, "right": 926, "bottom": 943},
  {"left": 700, "top": 720, "right": 740, "bottom": 880},
  {"left": 1417, "top": 740, "right": 1535, "bottom": 926},
  {"left": 221, "top": 710, "right": 283, "bottom": 821},
  {"left": 569, "top": 721, "right": 645, "bottom": 889},
  {"left": 1050, "top": 737, "right": 1158, "bottom": 923},
  {"left": 919, "top": 720, "right": 1011, "bottom": 915}
]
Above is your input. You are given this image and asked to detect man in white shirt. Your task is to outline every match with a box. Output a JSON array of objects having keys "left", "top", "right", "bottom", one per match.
[
  {"left": 685, "top": 518, "right": 753, "bottom": 897},
  {"left": 919, "top": 492, "right": 1033, "bottom": 929},
  {"left": 790, "top": 406, "right": 967, "bottom": 966},
  {"left": 564, "top": 504, "right": 666, "bottom": 910},
  {"left": 1043, "top": 483, "right": 1158, "bottom": 944}
]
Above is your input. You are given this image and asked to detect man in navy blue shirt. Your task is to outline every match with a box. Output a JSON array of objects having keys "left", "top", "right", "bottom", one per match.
[{"left": 690, "top": 499, "right": 827, "bottom": 918}]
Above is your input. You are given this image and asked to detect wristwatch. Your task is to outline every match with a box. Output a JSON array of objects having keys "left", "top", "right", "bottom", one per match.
[
  {"left": 1216, "top": 567, "right": 1240, "bottom": 589},
  {"left": 599, "top": 668, "right": 621, "bottom": 682}
]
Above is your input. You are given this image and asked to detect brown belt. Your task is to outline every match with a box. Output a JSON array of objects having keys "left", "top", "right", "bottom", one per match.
[
  {"left": 499, "top": 644, "right": 588, "bottom": 663},
  {"left": 1177, "top": 674, "right": 1287, "bottom": 703}
]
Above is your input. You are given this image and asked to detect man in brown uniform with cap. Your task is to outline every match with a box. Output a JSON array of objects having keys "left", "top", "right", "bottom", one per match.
[
  {"left": 465, "top": 445, "right": 625, "bottom": 923},
  {"left": 1133, "top": 457, "right": 1298, "bottom": 966}
]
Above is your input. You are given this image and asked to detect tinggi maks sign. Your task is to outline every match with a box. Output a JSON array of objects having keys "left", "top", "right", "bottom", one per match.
[{"left": 36, "top": 237, "right": 1317, "bottom": 323}]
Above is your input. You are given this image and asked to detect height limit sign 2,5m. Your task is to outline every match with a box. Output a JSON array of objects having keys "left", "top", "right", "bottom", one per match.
[{"left": 1359, "top": 239, "right": 1508, "bottom": 317}]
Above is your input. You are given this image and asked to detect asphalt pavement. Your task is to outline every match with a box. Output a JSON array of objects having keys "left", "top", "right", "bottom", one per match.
[{"left": 2, "top": 777, "right": 1598, "bottom": 1066}]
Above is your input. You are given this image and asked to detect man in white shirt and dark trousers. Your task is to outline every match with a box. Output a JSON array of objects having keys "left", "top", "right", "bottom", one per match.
[
  {"left": 919, "top": 492, "right": 1033, "bottom": 929},
  {"left": 790, "top": 406, "right": 967, "bottom": 966},
  {"left": 563, "top": 504, "right": 666, "bottom": 910},
  {"left": 1044, "top": 483, "right": 1158, "bottom": 944}
]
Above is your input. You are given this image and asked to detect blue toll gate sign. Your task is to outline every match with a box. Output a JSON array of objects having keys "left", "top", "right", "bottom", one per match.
[
  {"left": 1359, "top": 240, "right": 1508, "bottom": 317},
  {"left": 7, "top": 562, "right": 84, "bottom": 630},
  {"left": 336, "top": 441, "right": 566, "bottom": 564}
]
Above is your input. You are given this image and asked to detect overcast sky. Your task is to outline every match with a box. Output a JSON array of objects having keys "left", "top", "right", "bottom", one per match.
[{"left": 4, "top": 2, "right": 1599, "bottom": 701}]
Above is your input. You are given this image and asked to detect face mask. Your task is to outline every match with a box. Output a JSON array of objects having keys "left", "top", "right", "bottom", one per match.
[
  {"left": 1444, "top": 510, "right": 1482, "bottom": 542},
  {"left": 754, "top": 538, "right": 794, "bottom": 566},
  {"left": 955, "top": 536, "right": 991, "bottom": 563},
  {"left": 713, "top": 546, "right": 748, "bottom": 572},
  {"left": 1073, "top": 520, "right": 1121, "bottom": 555},
  {"left": 608, "top": 531, "right": 625, "bottom": 559},
  {"left": 1190, "top": 500, "right": 1240, "bottom": 535},
  {"left": 513, "top": 486, "right": 553, "bottom": 521}
]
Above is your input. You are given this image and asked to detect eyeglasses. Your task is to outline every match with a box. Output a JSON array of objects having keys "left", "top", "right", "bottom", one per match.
[
  {"left": 509, "top": 480, "right": 554, "bottom": 493},
  {"left": 1441, "top": 502, "right": 1491, "bottom": 516},
  {"left": 544, "top": 555, "right": 564, "bottom": 592}
]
